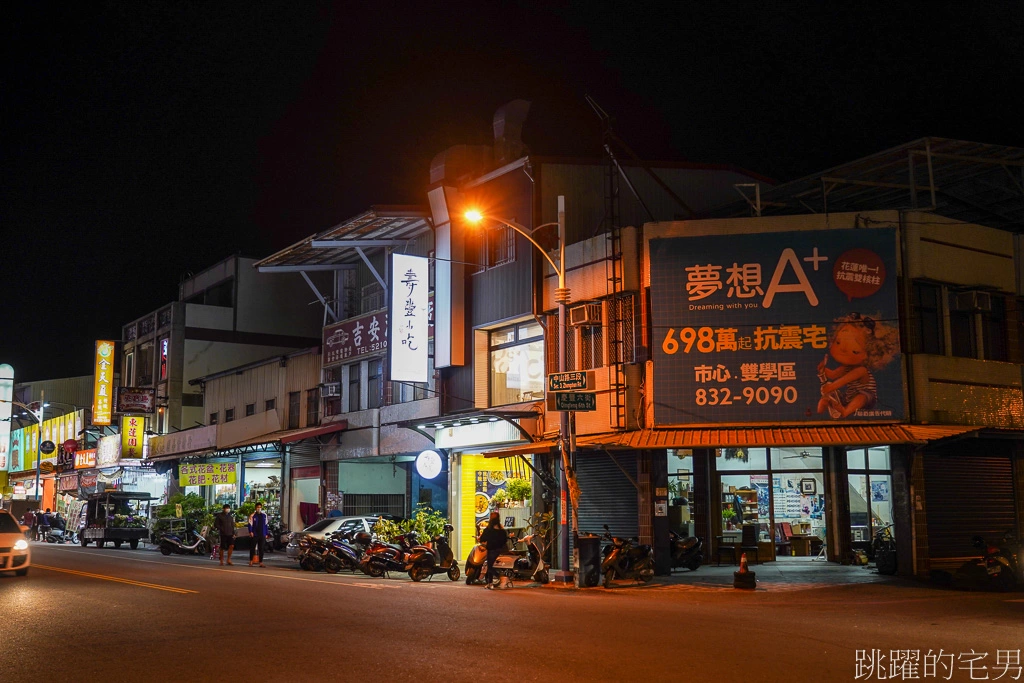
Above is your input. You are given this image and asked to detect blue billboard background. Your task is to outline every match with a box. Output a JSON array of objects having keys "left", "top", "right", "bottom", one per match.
[{"left": 650, "top": 228, "right": 903, "bottom": 425}]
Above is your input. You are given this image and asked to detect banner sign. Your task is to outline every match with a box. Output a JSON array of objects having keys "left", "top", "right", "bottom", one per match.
[
  {"left": 93, "top": 340, "right": 116, "bottom": 425},
  {"left": 389, "top": 254, "right": 430, "bottom": 383},
  {"left": 0, "top": 364, "right": 12, "bottom": 471},
  {"left": 115, "top": 387, "right": 156, "bottom": 414},
  {"left": 97, "top": 434, "right": 121, "bottom": 468},
  {"left": 58, "top": 473, "right": 79, "bottom": 492},
  {"left": 74, "top": 449, "right": 97, "bottom": 469},
  {"left": 650, "top": 228, "right": 903, "bottom": 425},
  {"left": 178, "top": 462, "right": 237, "bottom": 487},
  {"left": 120, "top": 415, "right": 145, "bottom": 459},
  {"left": 80, "top": 473, "right": 98, "bottom": 488}
]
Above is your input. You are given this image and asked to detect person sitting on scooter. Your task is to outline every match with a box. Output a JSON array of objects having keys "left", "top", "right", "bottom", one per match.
[{"left": 480, "top": 511, "right": 508, "bottom": 589}]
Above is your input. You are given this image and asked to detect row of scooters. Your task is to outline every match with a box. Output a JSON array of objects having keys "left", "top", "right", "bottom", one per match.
[{"left": 297, "top": 523, "right": 705, "bottom": 588}]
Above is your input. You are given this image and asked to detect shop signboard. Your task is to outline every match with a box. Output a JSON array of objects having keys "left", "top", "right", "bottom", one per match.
[
  {"left": 115, "top": 387, "right": 156, "bottom": 414},
  {"left": 389, "top": 254, "right": 429, "bottom": 383},
  {"left": 74, "top": 449, "right": 97, "bottom": 469},
  {"left": 323, "top": 310, "right": 388, "bottom": 366},
  {"left": 58, "top": 472, "right": 79, "bottom": 492},
  {"left": 93, "top": 340, "right": 116, "bottom": 425},
  {"left": 0, "top": 364, "right": 13, "bottom": 471},
  {"left": 120, "top": 415, "right": 145, "bottom": 459},
  {"left": 80, "top": 473, "right": 98, "bottom": 488},
  {"left": 178, "top": 462, "right": 237, "bottom": 487},
  {"left": 650, "top": 228, "right": 903, "bottom": 425},
  {"left": 147, "top": 424, "right": 216, "bottom": 459},
  {"left": 96, "top": 434, "right": 121, "bottom": 468}
]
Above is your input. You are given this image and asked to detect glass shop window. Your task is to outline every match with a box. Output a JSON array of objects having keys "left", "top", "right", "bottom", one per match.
[{"left": 489, "top": 322, "right": 544, "bottom": 406}]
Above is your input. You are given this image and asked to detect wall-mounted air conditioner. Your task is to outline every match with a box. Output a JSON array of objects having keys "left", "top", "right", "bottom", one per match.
[
  {"left": 322, "top": 382, "right": 341, "bottom": 397},
  {"left": 951, "top": 290, "right": 992, "bottom": 312},
  {"left": 569, "top": 303, "right": 602, "bottom": 327}
]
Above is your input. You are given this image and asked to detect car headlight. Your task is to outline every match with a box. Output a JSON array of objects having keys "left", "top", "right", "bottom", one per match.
[{"left": 14, "top": 539, "right": 29, "bottom": 551}]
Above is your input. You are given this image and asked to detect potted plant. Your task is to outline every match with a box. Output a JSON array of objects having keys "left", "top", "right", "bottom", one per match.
[
  {"left": 668, "top": 480, "right": 686, "bottom": 506},
  {"left": 722, "top": 506, "right": 737, "bottom": 530},
  {"left": 505, "top": 477, "right": 532, "bottom": 506},
  {"left": 489, "top": 489, "right": 509, "bottom": 510}
]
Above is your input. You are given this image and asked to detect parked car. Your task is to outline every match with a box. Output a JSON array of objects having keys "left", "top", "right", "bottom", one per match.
[
  {"left": 0, "top": 510, "right": 31, "bottom": 576},
  {"left": 286, "top": 515, "right": 396, "bottom": 559}
]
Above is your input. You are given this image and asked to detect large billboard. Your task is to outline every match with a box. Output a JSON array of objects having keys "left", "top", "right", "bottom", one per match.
[
  {"left": 650, "top": 228, "right": 903, "bottom": 425},
  {"left": 389, "top": 254, "right": 430, "bottom": 383}
]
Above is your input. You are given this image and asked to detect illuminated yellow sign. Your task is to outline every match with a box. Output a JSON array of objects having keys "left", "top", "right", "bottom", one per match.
[
  {"left": 93, "top": 340, "right": 115, "bottom": 425},
  {"left": 178, "top": 462, "right": 237, "bottom": 487},
  {"left": 120, "top": 415, "right": 145, "bottom": 459}
]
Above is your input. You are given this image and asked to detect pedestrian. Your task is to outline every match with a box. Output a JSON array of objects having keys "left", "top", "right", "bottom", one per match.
[
  {"left": 30, "top": 509, "right": 40, "bottom": 541},
  {"left": 39, "top": 508, "right": 52, "bottom": 541},
  {"left": 22, "top": 509, "right": 35, "bottom": 540},
  {"left": 479, "top": 511, "right": 508, "bottom": 589},
  {"left": 213, "top": 504, "right": 236, "bottom": 566},
  {"left": 247, "top": 502, "right": 270, "bottom": 567}
]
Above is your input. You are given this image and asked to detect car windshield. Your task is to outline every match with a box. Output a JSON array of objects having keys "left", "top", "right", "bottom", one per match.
[
  {"left": 0, "top": 513, "right": 22, "bottom": 534},
  {"left": 304, "top": 519, "right": 336, "bottom": 532}
]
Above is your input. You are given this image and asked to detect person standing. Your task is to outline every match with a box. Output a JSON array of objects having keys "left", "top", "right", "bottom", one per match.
[
  {"left": 479, "top": 511, "right": 508, "bottom": 589},
  {"left": 39, "top": 508, "right": 52, "bottom": 541},
  {"left": 247, "top": 502, "right": 270, "bottom": 567},
  {"left": 22, "top": 509, "right": 35, "bottom": 540},
  {"left": 213, "top": 504, "right": 236, "bottom": 566}
]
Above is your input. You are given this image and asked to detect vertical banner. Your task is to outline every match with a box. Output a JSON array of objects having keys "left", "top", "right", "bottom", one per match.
[
  {"left": 389, "top": 254, "right": 429, "bottom": 383},
  {"left": 120, "top": 415, "right": 145, "bottom": 460},
  {"left": 0, "top": 364, "right": 13, "bottom": 472},
  {"left": 93, "top": 340, "right": 115, "bottom": 425}
]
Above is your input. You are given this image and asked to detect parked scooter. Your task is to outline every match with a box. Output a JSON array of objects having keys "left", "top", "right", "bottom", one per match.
[
  {"left": 405, "top": 525, "right": 461, "bottom": 582},
  {"left": 45, "top": 528, "right": 78, "bottom": 544},
  {"left": 159, "top": 526, "right": 208, "bottom": 556},
  {"left": 488, "top": 532, "right": 550, "bottom": 587},
  {"left": 952, "top": 532, "right": 1023, "bottom": 591},
  {"left": 297, "top": 535, "right": 330, "bottom": 572},
  {"left": 359, "top": 532, "right": 418, "bottom": 577},
  {"left": 324, "top": 530, "right": 370, "bottom": 574},
  {"left": 600, "top": 525, "right": 654, "bottom": 588},
  {"left": 669, "top": 530, "right": 703, "bottom": 572}
]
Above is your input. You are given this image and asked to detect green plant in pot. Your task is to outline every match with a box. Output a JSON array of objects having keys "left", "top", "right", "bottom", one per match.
[
  {"left": 489, "top": 489, "right": 509, "bottom": 510},
  {"left": 505, "top": 477, "right": 532, "bottom": 506},
  {"left": 722, "top": 506, "right": 737, "bottom": 529}
]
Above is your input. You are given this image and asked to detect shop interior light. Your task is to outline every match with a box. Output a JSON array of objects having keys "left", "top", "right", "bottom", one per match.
[
  {"left": 433, "top": 423, "right": 444, "bottom": 429},
  {"left": 488, "top": 417, "right": 499, "bottom": 422},
  {"left": 417, "top": 424, "right": 428, "bottom": 430}
]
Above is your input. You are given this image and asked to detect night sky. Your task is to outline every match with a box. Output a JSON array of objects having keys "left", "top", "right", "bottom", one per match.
[{"left": 3, "top": 2, "right": 1022, "bottom": 382}]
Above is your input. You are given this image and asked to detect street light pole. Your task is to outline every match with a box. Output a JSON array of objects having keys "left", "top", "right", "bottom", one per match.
[{"left": 33, "top": 390, "right": 44, "bottom": 503}]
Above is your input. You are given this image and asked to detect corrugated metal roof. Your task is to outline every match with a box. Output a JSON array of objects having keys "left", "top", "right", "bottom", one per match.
[
  {"left": 222, "top": 421, "right": 348, "bottom": 450},
  {"left": 575, "top": 424, "right": 982, "bottom": 449},
  {"left": 254, "top": 206, "right": 431, "bottom": 272},
  {"left": 481, "top": 439, "right": 558, "bottom": 458}
]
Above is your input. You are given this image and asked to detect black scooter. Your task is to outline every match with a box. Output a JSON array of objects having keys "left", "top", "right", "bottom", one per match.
[
  {"left": 952, "top": 532, "right": 1022, "bottom": 592},
  {"left": 359, "top": 532, "right": 418, "bottom": 577},
  {"left": 872, "top": 524, "right": 897, "bottom": 575},
  {"left": 324, "top": 530, "right": 370, "bottom": 574},
  {"left": 405, "top": 525, "right": 461, "bottom": 582},
  {"left": 601, "top": 525, "right": 654, "bottom": 588},
  {"left": 669, "top": 531, "right": 703, "bottom": 571}
]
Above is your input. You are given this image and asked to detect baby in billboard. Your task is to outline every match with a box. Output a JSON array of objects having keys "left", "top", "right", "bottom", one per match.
[{"left": 817, "top": 313, "right": 900, "bottom": 419}]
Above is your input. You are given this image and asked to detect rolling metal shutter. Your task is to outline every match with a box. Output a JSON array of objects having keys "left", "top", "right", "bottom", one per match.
[
  {"left": 288, "top": 442, "right": 322, "bottom": 470},
  {"left": 924, "top": 454, "right": 1016, "bottom": 561},
  {"left": 574, "top": 452, "right": 639, "bottom": 543}
]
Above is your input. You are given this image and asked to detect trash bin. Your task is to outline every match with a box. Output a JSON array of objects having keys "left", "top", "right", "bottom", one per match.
[{"left": 575, "top": 534, "right": 602, "bottom": 588}]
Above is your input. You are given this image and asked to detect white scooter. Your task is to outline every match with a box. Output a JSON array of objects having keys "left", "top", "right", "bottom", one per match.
[{"left": 464, "top": 532, "right": 550, "bottom": 587}]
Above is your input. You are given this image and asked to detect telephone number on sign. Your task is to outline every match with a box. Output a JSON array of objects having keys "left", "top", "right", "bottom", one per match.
[{"left": 695, "top": 386, "right": 798, "bottom": 406}]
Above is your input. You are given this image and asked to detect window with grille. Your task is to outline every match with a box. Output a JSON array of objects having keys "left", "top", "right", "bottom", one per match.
[
  {"left": 265, "top": 398, "right": 276, "bottom": 412},
  {"left": 348, "top": 362, "right": 361, "bottom": 412},
  {"left": 580, "top": 325, "right": 603, "bottom": 370},
  {"left": 288, "top": 392, "right": 300, "bottom": 429},
  {"left": 487, "top": 225, "right": 515, "bottom": 267},
  {"left": 324, "top": 366, "right": 342, "bottom": 416},
  {"left": 225, "top": 408, "right": 235, "bottom": 423},
  {"left": 911, "top": 282, "right": 944, "bottom": 355},
  {"left": 367, "top": 359, "right": 382, "bottom": 409},
  {"left": 245, "top": 403, "right": 255, "bottom": 417},
  {"left": 361, "top": 282, "right": 384, "bottom": 313},
  {"left": 608, "top": 294, "right": 636, "bottom": 364}
]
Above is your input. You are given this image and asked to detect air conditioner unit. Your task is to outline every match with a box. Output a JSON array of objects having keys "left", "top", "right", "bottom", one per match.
[
  {"left": 951, "top": 290, "right": 992, "bottom": 312},
  {"left": 322, "top": 382, "right": 341, "bottom": 397},
  {"left": 569, "top": 303, "right": 602, "bottom": 327}
]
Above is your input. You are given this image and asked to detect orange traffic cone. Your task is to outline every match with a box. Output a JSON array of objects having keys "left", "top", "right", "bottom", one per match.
[{"left": 733, "top": 552, "right": 756, "bottom": 589}]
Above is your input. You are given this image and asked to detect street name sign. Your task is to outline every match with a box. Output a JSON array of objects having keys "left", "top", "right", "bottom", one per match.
[
  {"left": 546, "top": 391, "right": 597, "bottom": 412},
  {"left": 547, "top": 370, "right": 596, "bottom": 392}
]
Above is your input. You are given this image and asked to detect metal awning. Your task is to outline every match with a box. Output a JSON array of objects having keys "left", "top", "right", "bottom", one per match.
[
  {"left": 481, "top": 440, "right": 558, "bottom": 458},
  {"left": 216, "top": 421, "right": 348, "bottom": 456},
  {"left": 254, "top": 205, "right": 432, "bottom": 274},
  {"left": 711, "top": 138, "right": 1024, "bottom": 232},
  {"left": 572, "top": 424, "right": 983, "bottom": 449}
]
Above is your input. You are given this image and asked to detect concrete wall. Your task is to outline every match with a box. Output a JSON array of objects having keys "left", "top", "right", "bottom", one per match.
[
  {"left": 337, "top": 461, "right": 406, "bottom": 494},
  {"left": 236, "top": 258, "right": 326, "bottom": 337}
]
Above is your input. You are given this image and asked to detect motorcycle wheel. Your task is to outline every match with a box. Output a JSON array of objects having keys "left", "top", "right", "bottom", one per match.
[
  {"left": 129, "top": 539, "right": 139, "bottom": 550},
  {"left": 603, "top": 570, "right": 613, "bottom": 589},
  {"left": 410, "top": 565, "right": 431, "bottom": 582},
  {"left": 638, "top": 567, "right": 655, "bottom": 584},
  {"left": 80, "top": 536, "right": 88, "bottom": 548},
  {"left": 324, "top": 556, "right": 341, "bottom": 575},
  {"left": 299, "top": 556, "right": 313, "bottom": 571},
  {"left": 114, "top": 540, "right": 123, "bottom": 549},
  {"left": 465, "top": 565, "right": 479, "bottom": 585},
  {"left": 447, "top": 564, "right": 461, "bottom": 582},
  {"left": 995, "top": 568, "right": 1016, "bottom": 593},
  {"left": 685, "top": 557, "right": 702, "bottom": 571},
  {"left": 535, "top": 569, "right": 550, "bottom": 585},
  {"left": 361, "top": 561, "right": 385, "bottom": 578},
  {"left": 160, "top": 544, "right": 172, "bottom": 556}
]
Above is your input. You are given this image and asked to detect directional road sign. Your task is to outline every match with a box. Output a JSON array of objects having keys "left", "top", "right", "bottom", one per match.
[
  {"left": 547, "top": 370, "right": 596, "bottom": 392},
  {"left": 546, "top": 391, "right": 597, "bottom": 412}
]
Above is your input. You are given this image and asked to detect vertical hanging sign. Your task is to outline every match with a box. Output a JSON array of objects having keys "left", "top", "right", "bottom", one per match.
[
  {"left": 0, "top": 364, "right": 13, "bottom": 472},
  {"left": 93, "top": 340, "right": 115, "bottom": 425},
  {"left": 120, "top": 415, "right": 145, "bottom": 460},
  {"left": 389, "top": 254, "right": 429, "bottom": 383}
]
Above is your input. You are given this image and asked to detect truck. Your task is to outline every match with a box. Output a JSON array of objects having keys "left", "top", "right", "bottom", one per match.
[{"left": 80, "top": 491, "right": 152, "bottom": 549}]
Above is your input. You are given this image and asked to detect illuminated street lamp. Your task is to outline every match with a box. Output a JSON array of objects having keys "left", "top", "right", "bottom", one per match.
[{"left": 464, "top": 196, "right": 575, "bottom": 579}]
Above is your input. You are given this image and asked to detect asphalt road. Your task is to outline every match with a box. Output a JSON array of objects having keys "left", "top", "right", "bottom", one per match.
[{"left": 1, "top": 543, "right": 1021, "bottom": 682}]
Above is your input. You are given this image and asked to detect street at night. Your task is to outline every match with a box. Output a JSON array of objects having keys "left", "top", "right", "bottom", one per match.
[{"left": 2, "top": 543, "right": 1021, "bottom": 682}]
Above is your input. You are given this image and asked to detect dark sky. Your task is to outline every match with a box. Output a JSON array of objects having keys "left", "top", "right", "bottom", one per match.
[{"left": 3, "top": 2, "right": 1022, "bottom": 381}]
